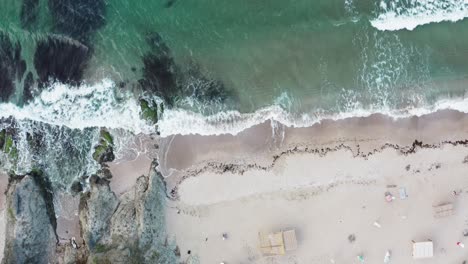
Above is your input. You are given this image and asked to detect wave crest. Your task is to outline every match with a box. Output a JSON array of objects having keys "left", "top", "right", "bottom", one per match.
[
  {"left": 370, "top": 0, "right": 468, "bottom": 31},
  {"left": 0, "top": 79, "right": 155, "bottom": 134},
  {"left": 158, "top": 96, "right": 468, "bottom": 137}
]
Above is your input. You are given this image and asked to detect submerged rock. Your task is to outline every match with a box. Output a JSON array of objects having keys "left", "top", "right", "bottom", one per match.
[
  {"left": 34, "top": 36, "right": 90, "bottom": 86},
  {"left": 2, "top": 174, "right": 57, "bottom": 264},
  {"left": 181, "top": 63, "right": 233, "bottom": 104},
  {"left": 22, "top": 71, "right": 35, "bottom": 103},
  {"left": 48, "top": 0, "right": 106, "bottom": 43},
  {"left": 139, "top": 33, "right": 178, "bottom": 106},
  {"left": 139, "top": 33, "right": 234, "bottom": 107},
  {"left": 20, "top": 0, "right": 39, "bottom": 29},
  {"left": 0, "top": 33, "right": 26, "bottom": 102}
]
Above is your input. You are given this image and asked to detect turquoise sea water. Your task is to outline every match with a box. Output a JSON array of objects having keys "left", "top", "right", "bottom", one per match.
[
  {"left": 2, "top": 0, "right": 468, "bottom": 113},
  {"left": 1, "top": 0, "right": 468, "bottom": 187}
]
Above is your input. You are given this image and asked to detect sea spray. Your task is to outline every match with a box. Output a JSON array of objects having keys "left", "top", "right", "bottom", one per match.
[
  {"left": 158, "top": 95, "right": 468, "bottom": 137},
  {"left": 371, "top": 0, "right": 468, "bottom": 31},
  {"left": 0, "top": 79, "right": 157, "bottom": 189},
  {"left": 0, "top": 79, "right": 155, "bottom": 134}
]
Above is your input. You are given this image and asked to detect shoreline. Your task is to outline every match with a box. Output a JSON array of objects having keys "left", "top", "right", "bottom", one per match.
[
  {"left": 161, "top": 109, "right": 468, "bottom": 263},
  {"left": 159, "top": 109, "right": 468, "bottom": 198}
]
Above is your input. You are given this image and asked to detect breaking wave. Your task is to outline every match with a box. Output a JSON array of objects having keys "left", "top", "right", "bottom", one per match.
[
  {"left": 158, "top": 96, "right": 468, "bottom": 137},
  {"left": 370, "top": 0, "right": 468, "bottom": 31},
  {"left": 0, "top": 79, "right": 155, "bottom": 134}
]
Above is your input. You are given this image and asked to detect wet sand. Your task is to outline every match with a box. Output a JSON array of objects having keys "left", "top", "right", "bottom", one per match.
[
  {"left": 162, "top": 109, "right": 468, "bottom": 264},
  {"left": 0, "top": 172, "right": 6, "bottom": 262},
  {"left": 108, "top": 153, "right": 153, "bottom": 196},
  {"left": 55, "top": 193, "right": 81, "bottom": 244}
]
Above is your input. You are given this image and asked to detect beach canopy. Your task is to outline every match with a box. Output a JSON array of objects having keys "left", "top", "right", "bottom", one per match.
[
  {"left": 259, "top": 229, "right": 297, "bottom": 256},
  {"left": 412, "top": 241, "right": 433, "bottom": 259}
]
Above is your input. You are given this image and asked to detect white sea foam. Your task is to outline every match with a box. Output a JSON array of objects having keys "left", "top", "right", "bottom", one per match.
[
  {"left": 370, "top": 0, "right": 468, "bottom": 31},
  {"left": 3, "top": 78, "right": 468, "bottom": 141},
  {"left": 0, "top": 79, "right": 155, "bottom": 134},
  {"left": 158, "top": 96, "right": 468, "bottom": 137}
]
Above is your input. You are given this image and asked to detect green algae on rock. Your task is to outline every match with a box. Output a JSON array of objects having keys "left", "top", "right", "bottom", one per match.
[
  {"left": 1, "top": 129, "right": 19, "bottom": 164},
  {"left": 140, "top": 99, "right": 159, "bottom": 124},
  {"left": 92, "top": 129, "right": 115, "bottom": 163}
]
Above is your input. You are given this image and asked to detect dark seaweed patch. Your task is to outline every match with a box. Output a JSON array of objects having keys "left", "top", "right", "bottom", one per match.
[
  {"left": 0, "top": 33, "right": 25, "bottom": 102},
  {"left": 34, "top": 36, "right": 90, "bottom": 86},
  {"left": 164, "top": 0, "right": 177, "bottom": 8},
  {"left": 139, "top": 33, "right": 234, "bottom": 106},
  {"left": 182, "top": 63, "right": 232, "bottom": 103},
  {"left": 139, "top": 33, "right": 178, "bottom": 105},
  {"left": 48, "top": 0, "right": 106, "bottom": 43},
  {"left": 22, "top": 72, "right": 35, "bottom": 103},
  {"left": 16, "top": 60, "right": 26, "bottom": 81},
  {"left": 20, "top": 0, "right": 39, "bottom": 29}
]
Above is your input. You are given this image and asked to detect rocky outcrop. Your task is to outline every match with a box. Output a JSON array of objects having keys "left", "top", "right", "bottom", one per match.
[
  {"left": 79, "top": 162, "right": 178, "bottom": 264},
  {"left": 1, "top": 160, "right": 175, "bottom": 263},
  {"left": 2, "top": 174, "right": 57, "bottom": 264},
  {"left": 79, "top": 175, "right": 119, "bottom": 250},
  {"left": 92, "top": 129, "right": 115, "bottom": 164}
]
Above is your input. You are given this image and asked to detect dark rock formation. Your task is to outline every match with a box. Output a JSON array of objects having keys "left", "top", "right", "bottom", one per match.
[
  {"left": 79, "top": 175, "right": 119, "bottom": 250},
  {"left": 20, "top": 0, "right": 39, "bottom": 29},
  {"left": 0, "top": 33, "right": 26, "bottom": 102},
  {"left": 48, "top": 0, "right": 106, "bottom": 43},
  {"left": 34, "top": 35, "right": 90, "bottom": 86},
  {"left": 2, "top": 174, "right": 57, "bottom": 264},
  {"left": 70, "top": 180, "right": 83, "bottom": 194}
]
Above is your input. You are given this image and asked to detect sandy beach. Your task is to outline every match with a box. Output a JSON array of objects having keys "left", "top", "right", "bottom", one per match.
[
  {"left": 162, "top": 110, "right": 468, "bottom": 264},
  {"left": 0, "top": 172, "right": 6, "bottom": 262}
]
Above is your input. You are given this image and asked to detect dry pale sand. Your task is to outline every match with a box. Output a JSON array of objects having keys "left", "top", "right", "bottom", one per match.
[
  {"left": 167, "top": 145, "right": 468, "bottom": 264},
  {"left": 163, "top": 110, "right": 468, "bottom": 264}
]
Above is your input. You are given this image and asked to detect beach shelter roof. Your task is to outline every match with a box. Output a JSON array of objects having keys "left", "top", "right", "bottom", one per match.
[
  {"left": 412, "top": 241, "right": 433, "bottom": 259},
  {"left": 433, "top": 203, "right": 453, "bottom": 218},
  {"left": 283, "top": 230, "right": 298, "bottom": 251},
  {"left": 259, "top": 229, "right": 297, "bottom": 256}
]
